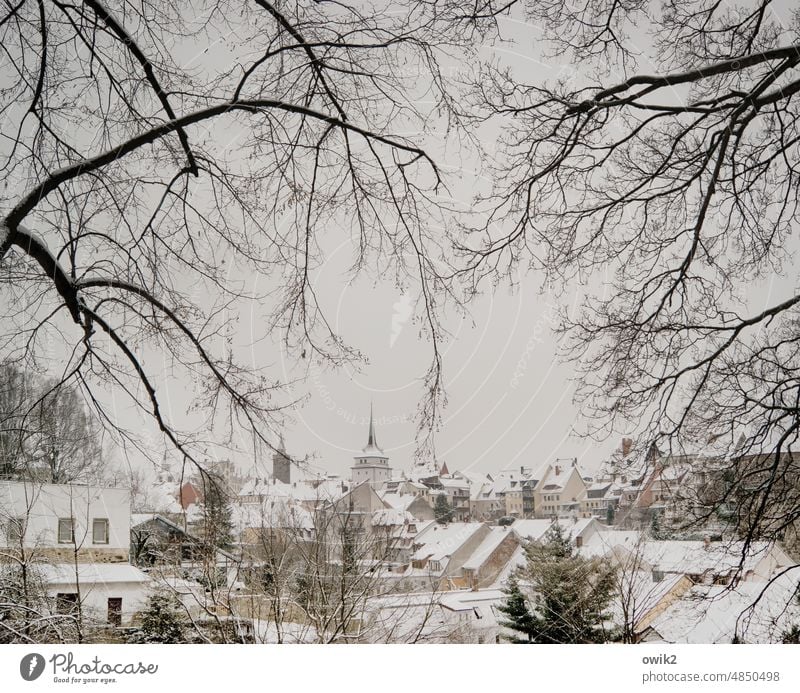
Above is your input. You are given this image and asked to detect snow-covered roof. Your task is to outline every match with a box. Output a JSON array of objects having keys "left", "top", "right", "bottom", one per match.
[
  {"left": 372, "top": 508, "right": 415, "bottom": 527},
  {"left": 438, "top": 588, "right": 505, "bottom": 613},
  {"left": 131, "top": 512, "right": 193, "bottom": 535},
  {"left": 470, "top": 482, "right": 495, "bottom": 501},
  {"left": 582, "top": 532, "right": 791, "bottom": 578},
  {"left": 462, "top": 528, "right": 514, "bottom": 571},
  {"left": 580, "top": 530, "right": 641, "bottom": 558},
  {"left": 238, "top": 478, "right": 340, "bottom": 503},
  {"left": 407, "top": 462, "right": 440, "bottom": 481},
  {"left": 490, "top": 545, "right": 526, "bottom": 587},
  {"left": 512, "top": 518, "right": 598, "bottom": 543},
  {"left": 632, "top": 540, "right": 782, "bottom": 576},
  {"left": 380, "top": 493, "right": 418, "bottom": 512},
  {"left": 139, "top": 480, "right": 182, "bottom": 515},
  {"left": 38, "top": 563, "right": 150, "bottom": 585},
  {"left": 454, "top": 471, "right": 491, "bottom": 487},
  {"left": 233, "top": 497, "right": 314, "bottom": 531},
  {"left": 412, "top": 522, "right": 485, "bottom": 563},
  {"left": 608, "top": 570, "right": 689, "bottom": 629},
  {"left": 646, "top": 569, "right": 800, "bottom": 643},
  {"left": 439, "top": 476, "right": 470, "bottom": 489}
]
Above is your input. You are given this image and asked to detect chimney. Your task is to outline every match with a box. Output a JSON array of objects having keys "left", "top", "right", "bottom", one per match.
[
  {"left": 703, "top": 535, "right": 711, "bottom": 550},
  {"left": 555, "top": 465, "right": 561, "bottom": 476},
  {"left": 622, "top": 437, "right": 633, "bottom": 458}
]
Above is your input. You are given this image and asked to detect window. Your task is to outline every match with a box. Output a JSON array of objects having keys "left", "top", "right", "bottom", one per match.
[
  {"left": 107, "top": 597, "right": 122, "bottom": 627},
  {"left": 6, "top": 517, "right": 25, "bottom": 545},
  {"left": 93, "top": 518, "right": 109, "bottom": 544},
  {"left": 57, "top": 518, "right": 74, "bottom": 544}
]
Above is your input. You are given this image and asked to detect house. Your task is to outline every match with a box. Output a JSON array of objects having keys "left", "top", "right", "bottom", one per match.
[
  {"left": 639, "top": 569, "right": 800, "bottom": 643},
  {"left": 235, "top": 497, "right": 315, "bottom": 546},
  {"left": 363, "top": 588, "right": 505, "bottom": 643},
  {"left": 177, "top": 481, "right": 203, "bottom": 510},
  {"left": 371, "top": 509, "right": 428, "bottom": 564},
  {"left": 438, "top": 588, "right": 505, "bottom": 643},
  {"left": 407, "top": 522, "right": 489, "bottom": 589},
  {"left": 582, "top": 531, "right": 794, "bottom": 585},
  {"left": 437, "top": 476, "right": 471, "bottom": 522},
  {"left": 534, "top": 461, "right": 588, "bottom": 518},
  {"left": 469, "top": 480, "right": 504, "bottom": 522},
  {"left": 581, "top": 481, "right": 620, "bottom": 520},
  {"left": 0, "top": 480, "right": 151, "bottom": 629},
  {"left": 130, "top": 513, "right": 240, "bottom": 587},
  {"left": 379, "top": 492, "right": 435, "bottom": 522},
  {"left": 37, "top": 563, "right": 150, "bottom": 627},
  {"left": 486, "top": 472, "right": 527, "bottom": 518},
  {"left": 0, "top": 480, "right": 131, "bottom": 563}
]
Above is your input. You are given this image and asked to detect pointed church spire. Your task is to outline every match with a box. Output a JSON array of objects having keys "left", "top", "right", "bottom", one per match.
[
  {"left": 360, "top": 402, "right": 386, "bottom": 458},
  {"left": 367, "top": 401, "right": 378, "bottom": 449}
]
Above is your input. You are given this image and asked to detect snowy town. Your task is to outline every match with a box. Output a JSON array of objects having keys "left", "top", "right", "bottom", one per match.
[
  {"left": 2, "top": 0, "right": 800, "bottom": 667},
  {"left": 2, "top": 408, "right": 799, "bottom": 645}
]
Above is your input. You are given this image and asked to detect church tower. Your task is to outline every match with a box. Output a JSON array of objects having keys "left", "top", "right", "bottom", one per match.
[
  {"left": 350, "top": 405, "right": 393, "bottom": 485},
  {"left": 272, "top": 433, "right": 291, "bottom": 484}
]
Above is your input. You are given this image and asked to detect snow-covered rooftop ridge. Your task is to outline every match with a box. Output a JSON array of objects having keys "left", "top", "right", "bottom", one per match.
[
  {"left": 462, "top": 527, "right": 513, "bottom": 571},
  {"left": 412, "top": 522, "right": 485, "bottom": 562},
  {"left": 512, "top": 517, "right": 598, "bottom": 543}
]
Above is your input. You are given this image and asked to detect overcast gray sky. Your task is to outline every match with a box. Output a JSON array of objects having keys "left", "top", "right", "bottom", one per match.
[{"left": 4, "top": 2, "right": 797, "bottom": 484}]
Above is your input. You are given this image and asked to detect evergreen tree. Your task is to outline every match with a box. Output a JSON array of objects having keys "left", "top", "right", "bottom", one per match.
[
  {"left": 128, "top": 593, "right": 187, "bottom": 644},
  {"left": 434, "top": 494, "right": 453, "bottom": 524},
  {"left": 200, "top": 478, "right": 234, "bottom": 551},
  {"left": 497, "top": 576, "right": 537, "bottom": 643},
  {"left": 605, "top": 504, "right": 615, "bottom": 526},
  {"left": 513, "top": 523, "right": 617, "bottom": 643},
  {"left": 650, "top": 511, "right": 663, "bottom": 540}
]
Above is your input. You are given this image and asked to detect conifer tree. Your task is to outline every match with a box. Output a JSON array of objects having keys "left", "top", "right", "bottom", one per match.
[
  {"left": 434, "top": 494, "right": 453, "bottom": 524},
  {"left": 200, "top": 479, "right": 235, "bottom": 551},
  {"left": 512, "top": 523, "right": 617, "bottom": 643},
  {"left": 497, "top": 576, "right": 536, "bottom": 643},
  {"left": 128, "top": 593, "right": 187, "bottom": 644},
  {"left": 650, "top": 512, "right": 664, "bottom": 540}
]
